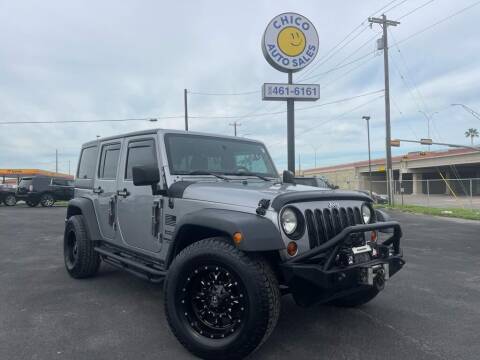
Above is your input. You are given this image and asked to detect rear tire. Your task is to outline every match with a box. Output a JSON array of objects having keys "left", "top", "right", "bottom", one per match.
[
  {"left": 329, "top": 287, "right": 379, "bottom": 307},
  {"left": 64, "top": 215, "right": 100, "bottom": 279},
  {"left": 3, "top": 194, "right": 16, "bottom": 206},
  {"left": 26, "top": 200, "right": 39, "bottom": 207},
  {"left": 164, "top": 238, "right": 280, "bottom": 360},
  {"left": 40, "top": 193, "right": 55, "bottom": 207}
]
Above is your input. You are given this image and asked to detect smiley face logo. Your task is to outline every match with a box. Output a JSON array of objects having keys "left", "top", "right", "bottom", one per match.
[{"left": 277, "top": 26, "right": 306, "bottom": 57}]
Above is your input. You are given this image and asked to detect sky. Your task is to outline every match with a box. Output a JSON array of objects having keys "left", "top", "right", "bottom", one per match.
[{"left": 1, "top": 0, "right": 480, "bottom": 174}]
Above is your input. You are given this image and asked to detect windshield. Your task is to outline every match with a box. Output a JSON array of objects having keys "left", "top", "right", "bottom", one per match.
[{"left": 165, "top": 134, "right": 278, "bottom": 178}]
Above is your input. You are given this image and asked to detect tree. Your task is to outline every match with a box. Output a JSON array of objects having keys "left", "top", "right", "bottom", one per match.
[{"left": 464, "top": 128, "right": 479, "bottom": 146}]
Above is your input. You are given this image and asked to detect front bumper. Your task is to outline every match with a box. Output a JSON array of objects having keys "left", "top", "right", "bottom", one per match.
[{"left": 280, "top": 221, "right": 405, "bottom": 306}]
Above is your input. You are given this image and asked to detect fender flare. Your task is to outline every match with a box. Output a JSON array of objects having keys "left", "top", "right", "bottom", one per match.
[
  {"left": 167, "top": 208, "right": 284, "bottom": 263},
  {"left": 66, "top": 198, "right": 102, "bottom": 240},
  {"left": 375, "top": 209, "right": 394, "bottom": 233}
]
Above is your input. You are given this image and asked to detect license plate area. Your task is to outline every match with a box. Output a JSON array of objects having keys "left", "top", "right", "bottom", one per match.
[{"left": 358, "top": 263, "right": 389, "bottom": 286}]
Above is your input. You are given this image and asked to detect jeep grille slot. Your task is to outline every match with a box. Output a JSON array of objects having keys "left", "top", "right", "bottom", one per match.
[{"left": 304, "top": 206, "right": 363, "bottom": 249}]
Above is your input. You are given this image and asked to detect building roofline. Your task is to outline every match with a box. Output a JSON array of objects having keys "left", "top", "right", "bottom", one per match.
[{"left": 303, "top": 147, "right": 480, "bottom": 173}]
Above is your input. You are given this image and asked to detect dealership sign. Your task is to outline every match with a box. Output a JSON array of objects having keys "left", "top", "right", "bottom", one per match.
[{"left": 262, "top": 12, "right": 319, "bottom": 72}]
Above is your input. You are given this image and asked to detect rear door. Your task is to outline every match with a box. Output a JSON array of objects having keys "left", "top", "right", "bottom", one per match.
[
  {"left": 116, "top": 135, "right": 162, "bottom": 253},
  {"left": 93, "top": 140, "right": 122, "bottom": 241}
]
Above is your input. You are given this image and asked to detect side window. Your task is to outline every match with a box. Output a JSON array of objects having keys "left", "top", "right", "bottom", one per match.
[
  {"left": 52, "top": 178, "right": 68, "bottom": 186},
  {"left": 98, "top": 143, "right": 121, "bottom": 179},
  {"left": 125, "top": 139, "right": 157, "bottom": 180},
  {"left": 77, "top": 146, "right": 98, "bottom": 179}
]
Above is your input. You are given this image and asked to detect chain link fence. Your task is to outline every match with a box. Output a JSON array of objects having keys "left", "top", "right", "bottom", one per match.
[{"left": 339, "top": 178, "right": 480, "bottom": 210}]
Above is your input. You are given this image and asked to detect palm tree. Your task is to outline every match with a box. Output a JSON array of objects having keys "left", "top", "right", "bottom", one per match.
[{"left": 465, "top": 128, "right": 479, "bottom": 146}]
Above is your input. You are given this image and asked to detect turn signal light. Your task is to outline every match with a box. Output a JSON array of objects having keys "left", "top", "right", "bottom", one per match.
[
  {"left": 371, "top": 231, "right": 378, "bottom": 242},
  {"left": 233, "top": 232, "right": 243, "bottom": 245},
  {"left": 287, "top": 241, "right": 298, "bottom": 256}
]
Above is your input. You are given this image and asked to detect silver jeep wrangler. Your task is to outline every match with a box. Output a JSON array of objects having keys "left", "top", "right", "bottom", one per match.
[{"left": 64, "top": 129, "right": 404, "bottom": 359}]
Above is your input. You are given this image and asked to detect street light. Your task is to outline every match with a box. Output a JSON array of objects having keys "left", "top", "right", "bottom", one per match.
[{"left": 362, "top": 116, "right": 372, "bottom": 196}]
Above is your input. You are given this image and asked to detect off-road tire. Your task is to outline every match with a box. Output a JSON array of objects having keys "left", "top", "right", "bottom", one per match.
[
  {"left": 3, "top": 194, "right": 16, "bottom": 206},
  {"left": 64, "top": 215, "right": 100, "bottom": 279},
  {"left": 40, "top": 193, "right": 55, "bottom": 207},
  {"left": 164, "top": 238, "right": 281, "bottom": 360},
  {"left": 26, "top": 200, "right": 39, "bottom": 207},
  {"left": 329, "top": 287, "right": 379, "bottom": 307}
]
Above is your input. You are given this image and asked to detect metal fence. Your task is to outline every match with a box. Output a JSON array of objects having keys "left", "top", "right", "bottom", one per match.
[{"left": 340, "top": 178, "right": 480, "bottom": 210}]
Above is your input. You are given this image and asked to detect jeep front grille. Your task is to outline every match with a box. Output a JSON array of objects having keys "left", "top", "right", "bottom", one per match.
[{"left": 304, "top": 206, "right": 362, "bottom": 248}]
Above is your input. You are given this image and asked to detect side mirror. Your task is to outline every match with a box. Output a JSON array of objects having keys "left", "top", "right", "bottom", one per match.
[
  {"left": 282, "top": 170, "right": 296, "bottom": 184},
  {"left": 132, "top": 165, "right": 160, "bottom": 186}
]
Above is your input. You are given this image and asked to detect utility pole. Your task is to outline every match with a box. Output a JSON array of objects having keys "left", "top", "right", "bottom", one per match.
[
  {"left": 287, "top": 72, "right": 295, "bottom": 173},
  {"left": 184, "top": 89, "right": 189, "bottom": 131},
  {"left": 68, "top": 160, "right": 71, "bottom": 175},
  {"left": 369, "top": 14, "right": 400, "bottom": 206},
  {"left": 55, "top": 149, "right": 58, "bottom": 174},
  {"left": 229, "top": 121, "right": 241, "bottom": 136},
  {"left": 363, "top": 116, "right": 372, "bottom": 196}
]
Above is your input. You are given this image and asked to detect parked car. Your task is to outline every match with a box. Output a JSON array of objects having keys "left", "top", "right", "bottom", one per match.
[
  {"left": 294, "top": 176, "right": 338, "bottom": 189},
  {"left": 357, "top": 190, "right": 389, "bottom": 204},
  {"left": 0, "top": 184, "right": 17, "bottom": 206},
  {"left": 16, "top": 176, "right": 74, "bottom": 207},
  {"left": 64, "top": 129, "right": 404, "bottom": 359}
]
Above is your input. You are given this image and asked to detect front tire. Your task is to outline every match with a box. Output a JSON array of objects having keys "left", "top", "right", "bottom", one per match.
[
  {"left": 40, "top": 193, "right": 55, "bottom": 207},
  {"left": 64, "top": 215, "right": 100, "bottom": 278},
  {"left": 164, "top": 238, "right": 280, "bottom": 360},
  {"left": 3, "top": 194, "right": 16, "bottom": 206}
]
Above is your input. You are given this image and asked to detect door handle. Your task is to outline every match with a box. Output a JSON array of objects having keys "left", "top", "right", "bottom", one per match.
[
  {"left": 93, "top": 187, "right": 104, "bottom": 194},
  {"left": 117, "top": 188, "right": 130, "bottom": 198}
]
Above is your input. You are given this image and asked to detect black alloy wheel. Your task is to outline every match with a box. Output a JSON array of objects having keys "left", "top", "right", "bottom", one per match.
[
  {"left": 179, "top": 264, "right": 248, "bottom": 340},
  {"left": 64, "top": 228, "right": 79, "bottom": 271}
]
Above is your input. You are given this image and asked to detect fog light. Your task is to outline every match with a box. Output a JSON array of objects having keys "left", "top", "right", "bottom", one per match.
[
  {"left": 233, "top": 232, "right": 243, "bottom": 245},
  {"left": 287, "top": 241, "right": 298, "bottom": 256},
  {"left": 371, "top": 231, "right": 378, "bottom": 242}
]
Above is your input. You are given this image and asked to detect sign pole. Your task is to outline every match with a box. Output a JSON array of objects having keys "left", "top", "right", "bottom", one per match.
[{"left": 287, "top": 71, "right": 295, "bottom": 173}]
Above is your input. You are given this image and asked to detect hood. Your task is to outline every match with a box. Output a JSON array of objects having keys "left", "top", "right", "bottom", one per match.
[{"left": 169, "top": 180, "right": 371, "bottom": 210}]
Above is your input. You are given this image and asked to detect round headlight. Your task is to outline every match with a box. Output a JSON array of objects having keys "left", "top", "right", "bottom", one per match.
[
  {"left": 361, "top": 204, "right": 372, "bottom": 223},
  {"left": 281, "top": 208, "right": 298, "bottom": 235}
]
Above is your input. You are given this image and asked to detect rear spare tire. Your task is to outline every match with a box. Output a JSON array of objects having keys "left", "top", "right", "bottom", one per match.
[{"left": 164, "top": 238, "right": 280, "bottom": 360}]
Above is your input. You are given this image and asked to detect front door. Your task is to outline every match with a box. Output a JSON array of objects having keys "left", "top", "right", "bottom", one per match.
[
  {"left": 116, "top": 136, "right": 162, "bottom": 253},
  {"left": 93, "top": 141, "right": 122, "bottom": 241}
]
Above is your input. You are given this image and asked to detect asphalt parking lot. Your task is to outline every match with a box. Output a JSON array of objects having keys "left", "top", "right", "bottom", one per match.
[{"left": 1, "top": 205, "right": 479, "bottom": 360}]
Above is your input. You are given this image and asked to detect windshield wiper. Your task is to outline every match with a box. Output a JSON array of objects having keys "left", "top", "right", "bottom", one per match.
[
  {"left": 227, "top": 171, "right": 271, "bottom": 181},
  {"left": 186, "top": 170, "right": 230, "bottom": 181}
]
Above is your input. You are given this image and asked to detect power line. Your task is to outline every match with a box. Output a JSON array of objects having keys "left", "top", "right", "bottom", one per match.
[
  {"left": 396, "top": 1, "right": 480, "bottom": 45},
  {"left": 189, "top": 89, "right": 259, "bottom": 96},
  {"left": 397, "top": 0, "right": 435, "bottom": 20},
  {"left": 0, "top": 117, "right": 164, "bottom": 125},
  {"left": 383, "top": 0, "right": 410, "bottom": 14},
  {"left": 189, "top": 89, "right": 384, "bottom": 120},
  {"left": 269, "top": 94, "right": 385, "bottom": 148}
]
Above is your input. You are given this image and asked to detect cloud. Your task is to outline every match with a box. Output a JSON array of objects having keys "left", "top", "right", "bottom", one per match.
[{"left": 0, "top": 0, "right": 479, "bottom": 173}]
